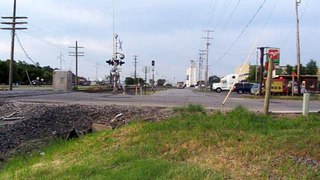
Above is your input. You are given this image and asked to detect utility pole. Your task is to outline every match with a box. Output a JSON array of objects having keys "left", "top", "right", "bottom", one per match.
[
  {"left": 152, "top": 60, "right": 155, "bottom": 91},
  {"left": 133, "top": 55, "right": 138, "bottom": 95},
  {"left": 1, "top": 0, "right": 27, "bottom": 90},
  {"left": 202, "top": 30, "right": 214, "bottom": 91},
  {"left": 264, "top": 54, "right": 273, "bottom": 115},
  {"left": 295, "top": 0, "right": 302, "bottom": 95},
  {"left": 57, "top": 52, "right": 64, "bottom": 70},
  {"left": 69, "top": 41, "right": 84, "bottom": 88},
  {"left": 144, "top": 66, "right": 147, "bottom": 95},
  {"left": 95, "top": 62, "right": 99, "bottom": 82},
  {"left": 198, "top": 50, "right": 206, "bottom": 88},
  {"left": 255, "top": 51, "right": 259, "bottom": 83},
  {"left": 257, "top": 47, "right": 266, "bottom": 96},
  {"left": 190, "top": 60, "right": 196, "bottom": 86}
]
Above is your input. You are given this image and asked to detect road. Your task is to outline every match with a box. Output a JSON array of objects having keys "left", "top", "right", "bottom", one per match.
[{"left": 1, "top": 88, "right": 319, "bottom": 113}]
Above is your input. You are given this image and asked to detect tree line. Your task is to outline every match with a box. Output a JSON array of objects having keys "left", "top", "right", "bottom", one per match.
[
  {"left": 0, "top": 59, "right": 54, "bottom": 85},
  {"left": 124, "top": 77, "right": 167, "bottom": 86},
  {"left": 247, "top": 59, "right": 318, "bottom": 82}
]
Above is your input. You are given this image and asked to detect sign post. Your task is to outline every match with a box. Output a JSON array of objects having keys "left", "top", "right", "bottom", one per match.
[{"left": 263, "top": 48, "right": 280, "bottom": 115}]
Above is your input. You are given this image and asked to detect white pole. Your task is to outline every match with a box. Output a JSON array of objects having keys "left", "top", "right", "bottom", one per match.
[{"left": 302, "top": 93, "right": 310, "bottom": 116}]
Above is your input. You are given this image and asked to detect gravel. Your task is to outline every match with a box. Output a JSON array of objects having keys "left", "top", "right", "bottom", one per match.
[{"left": 0, "top": 100, "right": 173, "bottom": 167}]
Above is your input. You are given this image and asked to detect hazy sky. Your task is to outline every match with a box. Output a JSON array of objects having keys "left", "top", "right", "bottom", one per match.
[{"left": 0, "top": 0, "right": 319, "bottom": 83}]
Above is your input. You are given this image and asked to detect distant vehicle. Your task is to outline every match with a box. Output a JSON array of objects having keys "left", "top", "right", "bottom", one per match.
[
  {"left": 176, "top": 82, "right": 185, "bottom": 89},
  {"left": 211, "top": 74, "right": 238, "bottom": 93},
  {"left": 31, "top": 80, "right": 41, "bottom": 86},
  {"left": 250, "top": 83, "right": 260, "bottom": 95},
  {"left": 271, "top": 79, "right": 287, "bottom": 95},
  {"left": 252, "top": 79, "right": 287, "bottom": 96},
  {"left": 233, "top": 82, "right": 254, "bottom": 94}
]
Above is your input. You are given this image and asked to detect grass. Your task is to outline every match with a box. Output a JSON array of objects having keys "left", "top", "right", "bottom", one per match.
[
  {"left": 244, "top": 93, "right": 319, "bottom": 101},
  {"left": 173, "top": 103, "right": 207, "bottom": 114},
  {"left": 1, "top": 106, "right": 319, "bottom": 179}
]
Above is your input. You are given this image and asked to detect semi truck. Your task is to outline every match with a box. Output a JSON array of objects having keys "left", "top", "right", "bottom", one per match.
[{"left": 211, "top": 74, "right": 239, "bottom": 93}]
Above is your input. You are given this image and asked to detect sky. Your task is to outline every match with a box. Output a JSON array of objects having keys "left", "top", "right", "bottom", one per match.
[{"left": 0, "top": 0, "right": 319, "bottom": 84}]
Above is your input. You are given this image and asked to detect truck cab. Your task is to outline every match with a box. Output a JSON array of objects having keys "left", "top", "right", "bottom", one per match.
[{"left": 211, "top": 74, "right": 238, "bottom": 93}]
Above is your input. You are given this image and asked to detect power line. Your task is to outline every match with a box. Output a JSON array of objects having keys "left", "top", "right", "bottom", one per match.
[
  {"left": 212, "top": 0, "right": 231, "bottom": 30},
  {"left": 220, "top": 0, "right": 241, "bottom": 32},
  {"left": 57, "top": 51, "right": 64, "bottom": 70},
  {"left": 214, "top": 0, "right": 267, "bottom": 64},
  {"left": 15, "top": 33, "right": 38, "bottom": 66}
]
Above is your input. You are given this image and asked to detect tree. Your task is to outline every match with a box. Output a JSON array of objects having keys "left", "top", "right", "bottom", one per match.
[
  {"left": 0, "top": 59, "right": 54, "bottom": 85},
  {"left": 247, "top": 65, "right": 260, "bottom": 82},
  {"left": 157, "top": 79, "right": 166, "bottom": 86},
  {"left": 305, "top": 59, "right": 318, "bottom": 75},
  {"left": 125, "top": 77, "right": 134, "bottom": 85},
  {"left": 295, "top": 64, "right": 306, "bottom": 75},
  {"left": 285, "top": 64, "right": 293, "bottom": 75}
]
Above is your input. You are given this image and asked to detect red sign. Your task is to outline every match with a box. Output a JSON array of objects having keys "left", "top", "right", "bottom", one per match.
[{"left": 267, "top": 48, "right": 280, "bottom": 64}]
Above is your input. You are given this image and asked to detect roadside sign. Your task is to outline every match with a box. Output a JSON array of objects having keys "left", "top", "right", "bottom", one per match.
[{"left": 267, "top": 48, "right": 280, "bottom": 65}]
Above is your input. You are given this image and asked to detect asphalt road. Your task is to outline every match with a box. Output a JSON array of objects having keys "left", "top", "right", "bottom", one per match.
[{"left": 1, "top": 88, "right": 319, "bottom": 113}]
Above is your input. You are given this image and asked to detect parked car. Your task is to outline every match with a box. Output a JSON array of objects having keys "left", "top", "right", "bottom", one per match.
[
  {"left": 250, "top": 83, "right": 260, "bottom": 95},
  {"left": 233, "top": 82, "right": 254, "bottom": 94}
]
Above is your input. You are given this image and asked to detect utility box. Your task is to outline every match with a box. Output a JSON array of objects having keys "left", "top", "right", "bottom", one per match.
[{"left": 53, "top": 70, "right": 73, "bottom": 91}]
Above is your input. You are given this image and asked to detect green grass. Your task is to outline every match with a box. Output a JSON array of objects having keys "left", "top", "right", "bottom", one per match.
[
  {"left": 173, "top": 103, "right": 206, "bottom": 114},
  {"left": 244, "top": 94, "right": 319, "bottom": 101},
  {"left": 1, "top": 106, "right": 319, "bottom": 179}
]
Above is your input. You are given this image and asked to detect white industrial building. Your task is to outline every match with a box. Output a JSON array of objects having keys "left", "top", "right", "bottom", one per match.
[{"left": 185, "top": 61, "right": 197, "bottom": 87}]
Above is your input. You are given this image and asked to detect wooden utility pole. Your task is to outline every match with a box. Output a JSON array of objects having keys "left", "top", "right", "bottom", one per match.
[
  {"left": 69, "top": 41, "right": 84, "bottom": 88},
  {"left": 295, "top": 0, "right": 302, "bottom": 95},
  {"left": 202, "top": 30, "right": 214, "bottom": 91},
  {"left": 133, "top": 55, "right": 138, "bottom": 95},
  {"left": 255, "top": 51, "right": 259, "bottom": 83},
  {"left": 258, "top": 47, "right": 265, "bottom": 96},
  {"left": 95, "top": 62, "right": 99, "bottom": 82},
  {"left": 198, "top": 50, "right": 205, "bottom": 87},
  {"left": 1, "top": 0, "right": 27, "bottom": 90},
  {"left": 264, "top": 57, "right": 273, "bottom": 115}
]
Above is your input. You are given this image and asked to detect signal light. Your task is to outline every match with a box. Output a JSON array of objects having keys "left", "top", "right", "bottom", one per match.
[{"left": 106, "top": 60, "right": 114, "bottom": 65}]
